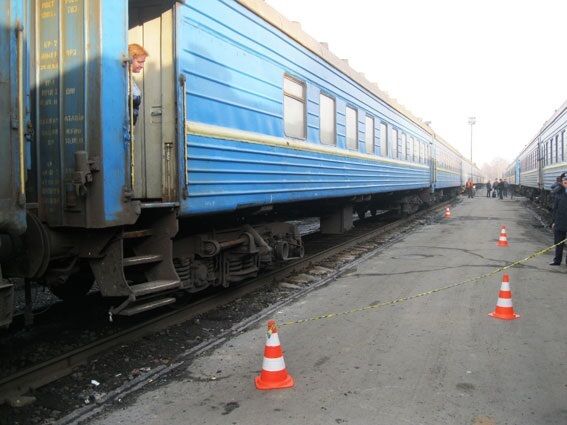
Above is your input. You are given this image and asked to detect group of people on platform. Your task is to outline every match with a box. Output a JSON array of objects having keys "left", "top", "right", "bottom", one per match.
[{"left": 485, "top": 179, "right": 512, "bottom": 200}]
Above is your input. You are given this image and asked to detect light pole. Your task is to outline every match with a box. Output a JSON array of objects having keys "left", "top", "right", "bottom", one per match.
[{"left": 468, "top": 116, "right": 476, "bottom": 179}]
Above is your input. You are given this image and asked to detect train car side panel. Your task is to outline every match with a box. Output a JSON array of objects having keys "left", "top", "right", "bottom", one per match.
[
  {"left": 32, "top": 0, "right": 136, "bottom": 228},
  {"left": 176, "top": 0, "right": 432, "bottom": 216},
  {"left": 0, "top": 0, "right": 27, "bottom": 235},
  {"left": 184, "top": 127, "right": 430, "bottom": 214}
]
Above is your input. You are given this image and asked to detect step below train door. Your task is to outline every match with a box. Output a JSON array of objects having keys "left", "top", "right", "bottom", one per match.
[{"left": 128, "top": 3, "right": 177, "bottom": 202}]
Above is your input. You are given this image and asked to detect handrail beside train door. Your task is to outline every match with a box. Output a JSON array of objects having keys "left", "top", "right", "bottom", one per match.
[
  {"left": 180, "top": 74, "right": 189, "bottom": 195},
  {"left": 16, "top": 21, "right": 26, "bottom": 206}
]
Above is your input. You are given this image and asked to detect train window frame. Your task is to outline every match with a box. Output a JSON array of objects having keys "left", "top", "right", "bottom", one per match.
[
  {"left": 319, "top": 92, "right": 336, "bottom": 146},
  {"left": 562, "top": 130, "right": 566, "bottom": 163},
  {"left": 401, "top": 133, "right": 407, "bottom": 161},
  {"left": 365, "top": 115, "right": 375, "bottom": 154},
  {"left": 380, "top": 122, "right": 388, "bottom": 157},
  {"left": 411, "top": 137, "right": 417, "bottom": 162},
  {"left": 345, "top": 105, "right": 358, "bottom": 150},
  {"left": 555, "top": 134, "right": 560, "bottom": 163},
  {"left": 283, "top": 75, "right": 307, "bottom": 140},
  {"left": 391, "top": 127, "right": 398, "bottom": 158}
]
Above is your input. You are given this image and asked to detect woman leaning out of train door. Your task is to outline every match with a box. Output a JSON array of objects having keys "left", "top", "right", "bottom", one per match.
[{"left": 128, "top": 43, "right": 149, "bottom": 125}]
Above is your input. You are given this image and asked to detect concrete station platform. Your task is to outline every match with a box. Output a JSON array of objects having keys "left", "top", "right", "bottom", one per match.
[{"left": 91, "top": 196, "right": 567, "bottom": 425}]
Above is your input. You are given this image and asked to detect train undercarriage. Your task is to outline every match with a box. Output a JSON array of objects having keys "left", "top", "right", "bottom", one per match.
[
  {"left": 0, "top": 187, "right": 455, "bottom": 327},
  {"left": 514, "top": 185, "right": 555, "bottom": 210}
]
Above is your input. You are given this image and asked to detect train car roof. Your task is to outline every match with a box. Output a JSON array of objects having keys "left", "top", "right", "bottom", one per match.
[
  {"left": 513, "top": 99, "right": 567, "bottom": 164},
  {"left": 539, "top": 98, "right": 567, "bottom": 136},
  {"left": 237, "top": 0, "right": 441, "bottom": 139},
  {"left": 237, "top": 0, "right": 482, "bottom": 168}
]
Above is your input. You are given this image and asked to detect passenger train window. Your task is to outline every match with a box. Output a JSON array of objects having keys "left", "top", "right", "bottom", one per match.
[
  {"left": 380, "top": 122, "right": 388, "bottom": 157},
  {"left": 346, "top": 106, "right": 358, "bottom": 150},
  {"left": 283, "top": 75, "right": 306, "bottom": 139},
  {"left": 401, "top": 133, "right": 407, "bottom": 160},
  {"left": 365, "top": 115, "right": 375, "bottom": 154},
  {"left": 561, "top": 130, "right": 567, "bottom": 162},
  {"left": 555, "top": 134, "right": 560, "bottom": 163},
  {"left": 319, "top": 93, "right": 336, "bottom": 145},
  {"left": 391, "top": 128, "right": 398, "bottom": 158},
  {"left": 412, "top": 137, "right": 418, "bottom": 162}
]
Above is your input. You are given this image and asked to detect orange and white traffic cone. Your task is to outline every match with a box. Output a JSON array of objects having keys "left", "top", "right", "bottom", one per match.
[
  {"left": 255, "top": 320, "right": 294, "bottom": 390},
  {"left": 444, "top": 207, "right": 451, "bottom": 219},
  {"left": 488, "top": 274, "right": 519, "bottom": 320},
  {"left": 497, "top": 226, "right": 509, "bottom": 247}
]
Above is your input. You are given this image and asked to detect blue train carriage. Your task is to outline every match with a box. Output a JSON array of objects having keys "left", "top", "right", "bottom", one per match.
[
  {"left": 513, "top": 100, "right": 567, "bottom": 206},
  {"left": 434, "top": 136, "right": 464, "bottom": 190},
  {"left": 515, "top": 137, "right": 539, "bottom": 196},
  {"left": 538, "top": 100, "right": 567, "bottom": 206},
  {"left": 181, "top": 0, "right": 441, "bottom": 221},
  {"left": 1, "top": 0, "right": 469, "bottom": 323},
  {"left": 0, "top": 1, "right": 30, "bottom": 327},
  {"left": 502, "top": 164, "right": 513, "bottom": 185},
  {"left": 460, "top": 155, "right": 483, "bottom": 188},
  {"left": 503, "top": 159, "right": 518, "bottom": 186}
]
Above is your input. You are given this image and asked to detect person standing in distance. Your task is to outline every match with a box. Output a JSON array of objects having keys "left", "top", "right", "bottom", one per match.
[
  {"left": 550, "top": 176, "right": 567, "bottom": 266},
  {"left": 128, "top": 43, "right": 149, "bottom": 125}
]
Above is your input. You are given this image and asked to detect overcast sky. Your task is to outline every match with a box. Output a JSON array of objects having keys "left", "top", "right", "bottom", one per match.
[{"left": 266, "top": 0, "right": 567, "bottom": 166}]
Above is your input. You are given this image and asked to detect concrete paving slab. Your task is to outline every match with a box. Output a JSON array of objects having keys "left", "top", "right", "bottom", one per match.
[{"left": 90, "top": 197, "right": 567, "bottom": 425}]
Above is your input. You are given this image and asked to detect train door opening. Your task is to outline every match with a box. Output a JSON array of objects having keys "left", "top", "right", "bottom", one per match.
[{"left": 128, "top": 1, "right": 177, "bottom": 201}]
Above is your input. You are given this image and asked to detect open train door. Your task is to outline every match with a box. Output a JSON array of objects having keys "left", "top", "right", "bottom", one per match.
[
  {"left": 174, "top": 1, "right": 191, "bottom": 204},
  {"left": 128, "top": 1, "right": 178, "bottom": 202}
]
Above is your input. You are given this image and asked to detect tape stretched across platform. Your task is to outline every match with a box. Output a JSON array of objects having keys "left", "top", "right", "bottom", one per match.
[{"left": 280, "top": 238, "right": 567, "bottom": 327}]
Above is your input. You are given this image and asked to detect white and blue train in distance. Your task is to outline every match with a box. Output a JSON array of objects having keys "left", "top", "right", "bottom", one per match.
[
  {"left": 505, "top": 99, "right": 567, "bottom": 207},
  {"left": 0, "top": 0, "right": 482, "bottom": 326}
]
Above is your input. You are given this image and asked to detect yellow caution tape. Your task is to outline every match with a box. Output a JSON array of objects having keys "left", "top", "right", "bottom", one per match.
[{"left": 280, "top": 237, "right": 567, "bottom": 327}]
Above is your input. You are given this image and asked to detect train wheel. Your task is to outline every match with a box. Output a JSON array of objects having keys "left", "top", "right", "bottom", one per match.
[
  {"left": 50, "top": 267, "right": 95, "bottom": 301},
  {"left": 356, "top": 207, "right": 367, "bottom": 221}
]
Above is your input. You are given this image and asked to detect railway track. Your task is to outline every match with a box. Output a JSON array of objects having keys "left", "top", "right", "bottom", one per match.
[{"left": 0, "top": 200, "right": 453, "bottom": 405}]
